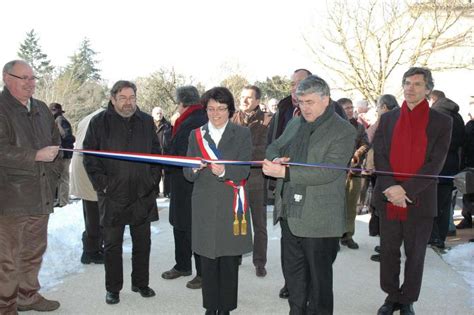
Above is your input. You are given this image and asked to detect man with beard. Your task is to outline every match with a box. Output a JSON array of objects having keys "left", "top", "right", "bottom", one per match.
[{"left": 83, "top": 80, "right": 161, "bottom": 304}]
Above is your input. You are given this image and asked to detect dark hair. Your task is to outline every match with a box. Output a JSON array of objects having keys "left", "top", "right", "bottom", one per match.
[
  {"left": 293, "top": 68, "right": 312, "bottom": 76},
  {"left": 430, "top": 90, "right": 445, "bottom": 100},
  {"left": 242, "top": 85, "right": 262, "bottom": 100},
  {"left": 110, "top": 80, "right": 137, "bottom": 98},
  {"left": 176, "top": 85, "right": 200, "bottom": 107},
  {"left": 296, "top": 75, "right": 330, "bottom": 97},
  {"left": 337, "top": 98, "right": 352, "bottom": 107},
  {"left": 201, "top": 87, "right": 235, "bottom": 118},
  {"left": 402, "top": 67, "right": 434, "bottom": 92},
  {"left": 377, "top": 94, "right": 399, "bottom": 110},
  {"left": 49, "top": 102, "right": 65, "bottom": 113}
]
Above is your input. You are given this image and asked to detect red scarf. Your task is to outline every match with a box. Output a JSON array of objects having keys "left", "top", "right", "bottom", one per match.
[
  {"left": 387, "top": 99, "right": 429, "bottom": 221},
  {"left": 172, "top": 104, "right": 204, "bottom": 138}
]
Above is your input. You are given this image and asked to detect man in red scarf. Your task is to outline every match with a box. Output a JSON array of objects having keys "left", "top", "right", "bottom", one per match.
[{"left": 372, "top": 67, "right": 452, "bottom": 315}]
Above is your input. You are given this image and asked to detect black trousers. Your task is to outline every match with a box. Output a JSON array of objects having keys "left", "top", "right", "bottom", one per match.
[
  {"left": 380, "top": 215, "right": 432, "bottom": 304},
  {"left": 431, "top": 183, "right": 453, "bottom": 242},
  {"left": 281, "top": 220, "right": 339, "bottom": 315},
  {"left": 201, "top": 255, "right": 239, "bottom": 312},
  {"left": 462, "top": 193, "right": 474, "bottom": 222},
  {"left": 103, "top": 221, "right": 151, "bottom": 293},
  {"left": 82, "top": 199, "right": 103, "bottom": 253},
  {"left": 249, "top": 189, "right": 268, "bottom": 268},
  {"left": 173, "top": 228, "right": 201, "bottom": 275}
]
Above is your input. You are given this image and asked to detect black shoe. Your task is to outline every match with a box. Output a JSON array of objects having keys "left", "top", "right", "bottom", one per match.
[
  {"left": 399, "top": 303, "right": 415, "bottom": 315},
  {"left": 429, "top": 239, "right": 445, "bottom": 249},
  {"left": 237, "top": 256, "right": 242, "bottom": 266},
  {"left": 105, "top": 291, "right": 120, "bottom": 305},
  {"left": 279, "top": 285, "right": 289, "bottom": 299},
  {"left": 81, "top": 251, "right": 104, "bottom": 264},
  {"left": 205, "top": 310, "right": 216, "bottom": 315},
  {"left": 456, "top": 219, "right": 472, "bottom": 229},
  {"left": 256, "top": 266, "right": 267, "bottom": 277},
  {"left": 341, "top": 238, "right": 359, "bottom": 249},
  {"left": 374, "top": 245, "right": 381, "bottom": 253},
  {"left": 161, "top": 267, "right": 192, "bottom": 279},
  {"left": 217, "top": 311, "right": 230, "bottom": 315},
  {"left": 186, "top": 275, "right": 202, "bottom": 289},
  {"left": 131, "top": 285, "right": 156, "bottom": 297},
  {"left": 377, "top": 301, "right": 400, "bottom": 315},
  {"left": 370, "top": 254, "right": 380, "bottom": 262}
]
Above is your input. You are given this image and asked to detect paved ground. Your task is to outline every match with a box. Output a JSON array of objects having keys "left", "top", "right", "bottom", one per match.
[{"left": 43, "top": 199, "right": 472, "bottom": 314}]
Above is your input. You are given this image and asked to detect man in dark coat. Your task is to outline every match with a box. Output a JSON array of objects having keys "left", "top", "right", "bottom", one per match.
[
  {"left": 373, "top": 68, "right": 452, "bottom": 315},
  {"left": 457, "top": 101, "right": 474, "bottom": 229},
  {"left": 152, "top": 106, "right": 172, "bottom": 197},
  {"left": 161, "top": 86, "right": 207, "bottom": 289},
  {"left": 428, "top": 91, "right": 465, "bottom": 248},
  {"left": 83, "top": 80, "right": 161, "bottom": 305},
  {"left": 0, "top": 60, "right": 61, "bottom": 313},
  {"left": 49, "top": 102, "right": 75, "bottom": 207},
  {"left": 232, "top": 85, "right": 272, "bottom": 277}
]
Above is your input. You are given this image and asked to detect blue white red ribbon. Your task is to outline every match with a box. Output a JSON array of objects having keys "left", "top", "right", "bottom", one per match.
[
  {"left": 194, "top": 127, "right": 249, "bottom": 217},
  {"left": 60, "top": 148, "right": 454, "bottom": 180}
]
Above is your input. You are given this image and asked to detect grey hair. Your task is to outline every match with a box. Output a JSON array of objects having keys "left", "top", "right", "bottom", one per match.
[
  {"left": 402, "top": 67, "right": 434, "bottom": 92},
  {"left": 377, "top": 94, "right": 399, "bottom": 110},
  {"left": 295, "top": 75, "right": 330, "bottom": 97},
  {"left": 110, "top": 80, "right": 137, "bottom": 98},
  {"left": 3, "top": 60, "right": 29, "bottom": 77},
  {"left": 176, "top": 85, "right": 200, "bottom": 107}
]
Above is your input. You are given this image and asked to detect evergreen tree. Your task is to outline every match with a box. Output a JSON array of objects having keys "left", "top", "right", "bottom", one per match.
[
  {"left": 17, "top": 29, "right": 54, "bottom": 76},
  {"left": 65, "top": 38, "right": 101, "bottom": 84}
]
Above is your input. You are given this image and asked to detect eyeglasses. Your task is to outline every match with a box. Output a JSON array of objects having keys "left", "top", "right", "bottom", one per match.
[
  {"left": 206, "top": 107, "right": 228, "bottom": 113},
  {"left": 116, "top": 96, "right": 137, "bottom": 103},
  {"left": 7, "top": 73, "right": 38, "bottom": 82}
]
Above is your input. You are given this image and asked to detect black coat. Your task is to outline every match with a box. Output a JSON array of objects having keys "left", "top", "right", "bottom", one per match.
[
  {"left": 83, "top": 102, "right": 161, "bottom": 226},
  {"left": 465, "top": 120, "right": 474, "bottom": 168},
  {"left": 54, "top": 113, "right": 75, "bottom": 159},
  {"left": 155, "top": 117, "right": 171, "bottom": 154},
  {"left": 167, "top": 108, "right": 207, "bottom": 230},
  {"left": 432, "top": 98, "right": 465, "bottom": 183}
]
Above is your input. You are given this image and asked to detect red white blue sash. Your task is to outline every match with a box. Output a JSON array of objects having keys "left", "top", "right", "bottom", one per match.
[{"left": 195, "top": 127, "right": 248, "bottom": 235}]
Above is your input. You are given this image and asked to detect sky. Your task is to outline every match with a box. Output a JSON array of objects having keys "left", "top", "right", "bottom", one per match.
[
  {"left": 1, "top": 0, "right": 472, "bottom": 118},
  {"left": 1, "top": 0, "right": 322, "bottom": 87}
]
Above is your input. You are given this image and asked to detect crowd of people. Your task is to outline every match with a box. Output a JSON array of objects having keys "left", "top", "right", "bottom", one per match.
[{"left": 0, "top": 59, "right": 473, "bottom": 315}]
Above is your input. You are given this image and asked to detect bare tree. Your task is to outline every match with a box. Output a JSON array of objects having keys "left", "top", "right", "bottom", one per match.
[
  {"left": 136, "top": 67, "right": 203, "bottom": 117},
  {"left": 220, "top": 74, "right": 249, "bottom": 102},
  {"left": 305, "top": 0, "right": 473, "bottom": 104}
]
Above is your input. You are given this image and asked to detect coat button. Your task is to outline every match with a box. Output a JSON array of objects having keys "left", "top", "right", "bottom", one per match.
[{"left": 42, "top": 173, "right": 46, "bottom": 176}]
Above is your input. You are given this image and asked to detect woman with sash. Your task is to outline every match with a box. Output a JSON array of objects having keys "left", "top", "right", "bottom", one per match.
[{"left": 183, "top": 87, "right": 252, "bottom": 315}]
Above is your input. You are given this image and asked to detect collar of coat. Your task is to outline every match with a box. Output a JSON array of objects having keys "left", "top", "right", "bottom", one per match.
[
  {"left": 1, "top": 87, "right": 42, "bottom": 115},
  {"left": 106, "top": 101, "right": 146, "bottom": 121}
]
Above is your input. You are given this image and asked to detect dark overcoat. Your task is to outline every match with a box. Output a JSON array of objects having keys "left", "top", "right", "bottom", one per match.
[
  {"left": 372, "top": 107, "right": 452, "bottom": 218},
  {"left": 183, "top": 122, "right": 252, "bottom": 259},
  {"left": 83, "top": 103, "right": 161, "bottom": 227},
  {"left": 167, "top": 108, "right": 207, "bottom": 230}
]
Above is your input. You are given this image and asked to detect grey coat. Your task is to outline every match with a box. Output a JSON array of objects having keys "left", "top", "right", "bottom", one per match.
[
  {"left": 183, "top": 122, "right": 252, "bottom": 259},
  {"left": 266, "top": 106, "right": 356, "bottom": 238}
]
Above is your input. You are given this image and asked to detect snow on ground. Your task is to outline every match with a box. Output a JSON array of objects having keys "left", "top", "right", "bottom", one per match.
[
  {"left": 39, "top": 199, "right": 165, "bottom": 291},
  {"left": 443, "top": 243, "right": 474, "bottom": 307},
  {"left": 40, "top": 200, "right": 474, "bottom": 303}
]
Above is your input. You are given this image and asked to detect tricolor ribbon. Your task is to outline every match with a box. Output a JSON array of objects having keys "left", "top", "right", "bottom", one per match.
[
  {"left": 60, "top": 148, "right": 454, "bottom": 180},
  {"left": 194, "top": 127, "right": 248, "bottom": 236}
]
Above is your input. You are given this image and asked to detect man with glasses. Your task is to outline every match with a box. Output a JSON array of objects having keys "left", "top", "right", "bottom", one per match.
[
  {"left": 83, "top": 80, "right": 161, "bottom": 304},
  {"left": 263, "top": 75, "right": 355, "bottom": 314},
  {"left": 0, "top": 60, "right": 61, "bottom": 313}
]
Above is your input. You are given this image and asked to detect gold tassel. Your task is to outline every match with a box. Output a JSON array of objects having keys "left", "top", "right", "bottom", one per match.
[
  {"left": 233, "top": 214, "right": 240, "bottom": 236},
  {"left": 241, "top": 216, "right": 247, "bottom": 235}
]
